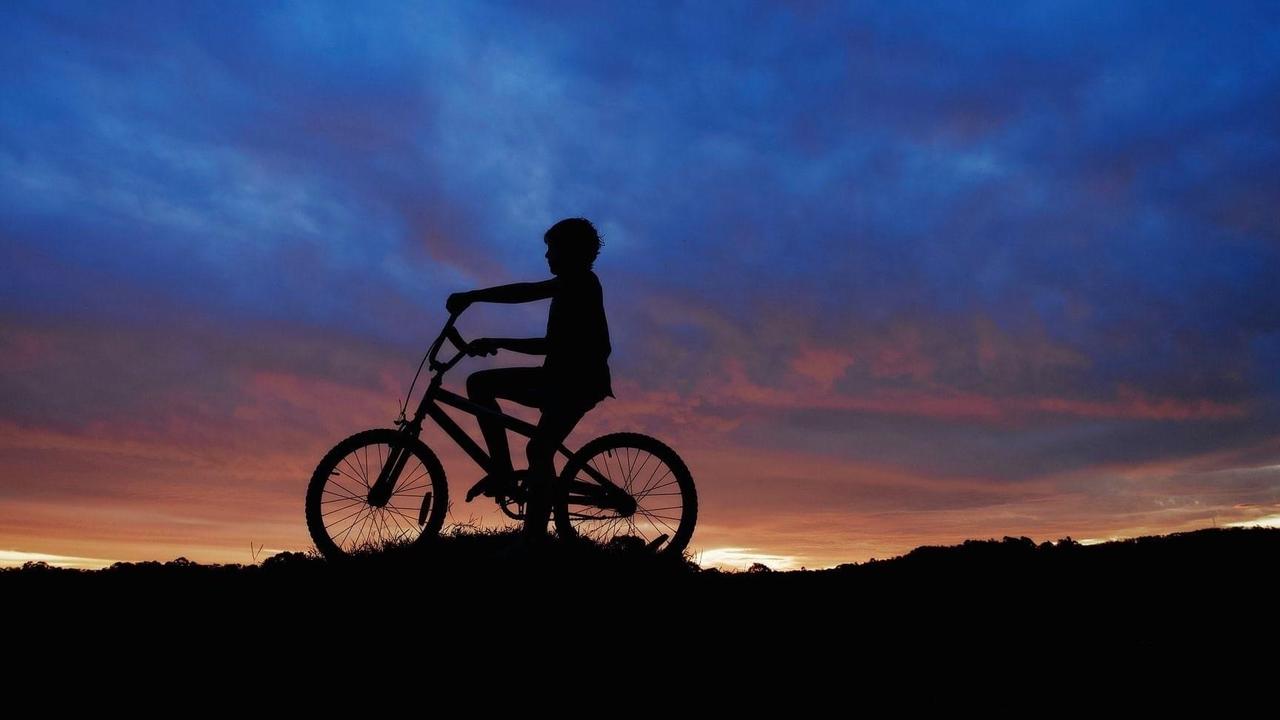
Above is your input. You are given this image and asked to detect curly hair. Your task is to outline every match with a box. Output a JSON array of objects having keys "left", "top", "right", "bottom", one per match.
[{"left": 544, "top": 217, "right": 604, "bottom": 269}]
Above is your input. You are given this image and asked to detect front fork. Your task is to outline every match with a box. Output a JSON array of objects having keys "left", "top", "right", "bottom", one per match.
[{"left": 367, "top": 425, "right": 418, "bottom": 509}]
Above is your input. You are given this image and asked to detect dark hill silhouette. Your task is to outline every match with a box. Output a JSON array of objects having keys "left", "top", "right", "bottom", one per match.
[
  {"left": 12, "top": 528, "right": 1266, "bottom": 683},
  {"left": 7, "top": 525, "right": 1274, "bottom": 588},
  {"left": 7, "top": 525, "right": 1273, "bottom": 673},
  {"left": 7, "top": 526, "right": 1274, "bottom": 628}
]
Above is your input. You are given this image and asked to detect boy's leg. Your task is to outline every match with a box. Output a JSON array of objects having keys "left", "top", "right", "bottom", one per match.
[
  {"left": 466, "top": 367, "right": 544, "bottom": 477},
  {"left": 522, "top": 402, "right": 592, "bottom": 539}
]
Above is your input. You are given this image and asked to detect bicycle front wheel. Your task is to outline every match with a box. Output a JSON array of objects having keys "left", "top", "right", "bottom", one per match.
[
  {"left": 554, "top": 433, "right": 697, "bottom": 557},
  {"left": 305, "top": 428, "right": 448, "bottom": 560}
]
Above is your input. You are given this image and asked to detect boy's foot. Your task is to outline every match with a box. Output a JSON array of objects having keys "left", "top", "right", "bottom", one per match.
[{"left": 464, "top": 471, "right": 517, "bottom": 503}]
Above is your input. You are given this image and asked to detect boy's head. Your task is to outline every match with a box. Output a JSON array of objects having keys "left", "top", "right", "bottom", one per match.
[{"left": 544, "top": 217, "right": 602, "bottom": 275}]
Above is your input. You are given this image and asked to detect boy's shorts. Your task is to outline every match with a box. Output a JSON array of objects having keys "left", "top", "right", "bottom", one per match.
[{"left": 467, "top": 366, "right": 605, "bottom": 417}]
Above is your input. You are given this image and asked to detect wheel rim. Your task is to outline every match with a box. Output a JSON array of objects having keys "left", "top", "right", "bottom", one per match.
[
  {"left": 564, "top": 445, "right": 688, "bottom": 552},
  {"left": 318, "top": 441, "right": 435, "bottom": 555}
]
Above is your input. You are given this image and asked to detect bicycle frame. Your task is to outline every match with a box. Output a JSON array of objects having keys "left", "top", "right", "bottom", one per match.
[{"left": 366, "top": 315, "right": 632, "bottom": 514}]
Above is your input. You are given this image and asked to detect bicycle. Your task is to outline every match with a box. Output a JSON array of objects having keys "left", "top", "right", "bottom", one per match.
[{"left": 305, "top": 313, "right": 697, "bottom": 560}]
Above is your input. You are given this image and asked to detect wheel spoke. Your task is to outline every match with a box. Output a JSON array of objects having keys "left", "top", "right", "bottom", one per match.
[
  {"left": 380, "top": 510, "right": 400, "bottom": 544},
  {"left": 396, "top": 467, "right": 429, "bottom": 492},
  {"left": 322, "top": 485, "right": 365, "bottom": 503},
  {"left": 350, "top": 509, "right": 374, "bottom": 550},
  {"left": 636, "top": 467, "right": 672, "bottom": 498},
  {"left": 629, "top": 452, "right": 654, "bottom": 490},
  {"left": 628, "top": 517, "right": 656, "bottom": 545},
  {"left": 330, "top": 467, "right": 368, "bottom": 496},
  {"left": 395, "top": 481, "right": 429, "bottom": 494},
  {"left": 636, "top": 478, "right": 679, "bottom": 501},
  {"left": 335, "top": 505, "right": 371, "bottom": 548},
  {"left": 639, "top": 510, "right": 680, "bottom": 531},
  {"left": 328, "top": 502, "right": 372, "bottom": 533},
  {"left": 321, "top": 498, "right": 367, "bottom": 517},
  {"left": 384, "top": 504, "right": 423, "bottom": 529},
  {"left": 341, "top": 457, "right": 370, "bottom": 490},
  {"left": 367, "top": 510, "right": 386, "bottom": 548},
  {"left": 590, "top": 455, "right": 611, "bottom": 488},
  {"left": 594, "top": 512, "right": 629, "bottom": 541}
]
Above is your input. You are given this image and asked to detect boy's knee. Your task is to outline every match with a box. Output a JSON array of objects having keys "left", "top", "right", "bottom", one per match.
[{"left": 466, "top": 371, "right": 491, "bottom": 399}]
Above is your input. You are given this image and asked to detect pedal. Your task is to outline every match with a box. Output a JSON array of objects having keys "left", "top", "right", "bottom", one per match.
[
  {"left": 465, "top": 472, "right": 516, "bottom": 503},
  {"left": 464, "top": 478, "right": 488, "bottom": 503},
  {"left": 645, "top": 534, "right": 669, "bottom": 551}
]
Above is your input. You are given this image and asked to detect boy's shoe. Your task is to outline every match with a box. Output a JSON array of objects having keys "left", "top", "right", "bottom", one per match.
[{"left": 465, "top": 471, "right": 517, "bottom": 503}]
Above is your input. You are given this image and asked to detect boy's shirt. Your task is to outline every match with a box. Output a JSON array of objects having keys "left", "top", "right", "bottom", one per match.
[{"left": 543, "top": 269, "right": 614, "bottom": 403}]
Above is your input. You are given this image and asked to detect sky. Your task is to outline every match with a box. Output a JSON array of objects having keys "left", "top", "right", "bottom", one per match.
[{"left": 2, "top": 1, "right": 1279, "bottom": 570}]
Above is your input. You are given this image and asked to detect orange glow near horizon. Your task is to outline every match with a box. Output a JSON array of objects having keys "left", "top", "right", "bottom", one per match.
[{"left": 3, "top": 369, "right": 1276, "bottom": 571}]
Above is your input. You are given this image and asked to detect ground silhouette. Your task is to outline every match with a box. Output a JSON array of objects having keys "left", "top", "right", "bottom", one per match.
[{"left": 7, "top": 526, "right": 1273, "bottom": 629}]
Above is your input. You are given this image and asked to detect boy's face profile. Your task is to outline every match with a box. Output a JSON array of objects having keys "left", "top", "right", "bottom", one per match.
[
  {"left": 544, "top": 238, "right": 589, "bottom": 276},
  {"left": 543, "top": 218, "right": 599, "bottom": 275},
  {"left": 545, "top": 240, "right": 566, "bottom": 276}
]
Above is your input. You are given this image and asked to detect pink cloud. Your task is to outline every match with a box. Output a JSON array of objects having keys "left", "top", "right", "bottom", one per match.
[
  {"left": 789, "top": 346, "right": 856, "bottom": 388},
  {"left": 868, "top": 324, "right": 936, "bottom": 381},
  {"left": 1030, "top": 386, "right": 1247, "bottom": 421},
  {"left": 682, "top": 352, "right": 1249, "bottom": 424}
]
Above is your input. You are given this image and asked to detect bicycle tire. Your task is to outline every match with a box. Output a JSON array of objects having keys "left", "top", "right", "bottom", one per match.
[
  {"left": 553, "top": 432, "right": 697, "bottom": 557},
  {"left": 305, "top": 428, "right": 448, "bottom": 560}
]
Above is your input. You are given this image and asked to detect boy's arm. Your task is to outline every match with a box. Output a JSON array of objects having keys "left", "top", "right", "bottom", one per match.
[
  {"left": 465, "top": 337, "right": 548, "bottom": 356},
  {"left": 447, "top": 279, "right": 558, "bottom": 314},
  {"left": 495, "top": 337, "right": 548, "bottom": 355}
]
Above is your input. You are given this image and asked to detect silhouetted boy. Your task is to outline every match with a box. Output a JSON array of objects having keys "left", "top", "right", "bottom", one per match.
[{"left": 446, "top": 217, "right": 613, "bottom": 538}]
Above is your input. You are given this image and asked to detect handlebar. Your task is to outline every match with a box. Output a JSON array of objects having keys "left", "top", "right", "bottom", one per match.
[
  {"left": 426, "top": 313, "right": 469, "bottom": 375},
  {"left": 398, "top": 314, "right": 472, "bottom": 423}
]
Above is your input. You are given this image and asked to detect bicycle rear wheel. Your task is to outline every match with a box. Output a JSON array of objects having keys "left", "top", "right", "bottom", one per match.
[
  {"left": 553, "top": 433, "right": 697, "bottom": 557},
  {"left": 305, "top": 428, "right": 448, "bottom": 560}
]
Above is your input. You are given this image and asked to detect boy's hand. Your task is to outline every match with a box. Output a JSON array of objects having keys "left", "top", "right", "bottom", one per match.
[
  {"left": 445, "top": 292, "right": 473, "bottom": 315},
  {"left": 466, "top": 338, "right": 499, "bottom": 357}
]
